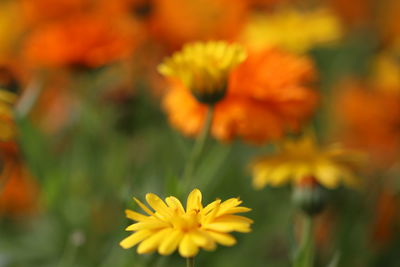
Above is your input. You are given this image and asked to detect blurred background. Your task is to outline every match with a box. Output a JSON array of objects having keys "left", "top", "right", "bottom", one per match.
[{"left": 0, "top": 0, "right": 399, "bottom": 266}]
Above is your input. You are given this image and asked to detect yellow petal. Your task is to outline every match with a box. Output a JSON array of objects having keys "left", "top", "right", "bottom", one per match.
[
  {"left": 158, "top": 230, "right": 184, "bottom": 255},
  {"left": 202, "top": 199, "right": 221, "bottom": 215},
  {"left": 120, "top": 230, "right": 152, "bottom": 249},
  {"left": 204, "top": 221, "right": 251, "bottom": 233},
  {"left": 222, "top": 207, "right": 252, "bottom": 214},
  {"left": 165, "top": 196, "right": 185, "bottom": 214},
  {"left": 207, "top": 231, "right": 236, "bottom": 246},
  {"left": 214, "top": 215, "right": 254, "bottom": 224},
  {"left": 252, "top": 166, "right": 272, "bottom": 189},
  {"left": 315, "top": 162, "right": 340, "bottom": 189},
  {"left": 189, "top": 230, "right": 216, "bottom": 251},
  {"left": 269, "top": 165, "right": 292, "bottom": 186},
  {"left": 125, "top": 220, "right": 169, "bottom": 231},
  {"left": 133, "top": 197, "right": 154, "bottom": 216},
  {"left": 146, "top": 193, "right": 172, "bottom": 219},
  {"left": 137, "top": 228, "right": 173, "bottom": 254},
  {"left": 179, "top": 234, "right": 199, "bottom": 257},
  {"left": 217, "top": 198, "right": 243, "bottom": 216},
  {"left": 189, "top": 230, "right": 211, "bottom": 247},
  {"left": 125, "top": 209, "right": 148, "bottom": 222},
  {"left": 186, "top": 189, "right": 203, "bottom": 212},
  {"left": 203, "top": 201, "right": 220, "bottom": 224}
]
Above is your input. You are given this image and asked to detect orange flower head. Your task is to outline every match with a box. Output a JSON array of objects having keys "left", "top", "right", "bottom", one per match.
[
  {"left": 23, "top": 14, "right": 138, "bottom": 68},
  {"left": 163, "top": 47, "right": 318, "bottom": 144}
]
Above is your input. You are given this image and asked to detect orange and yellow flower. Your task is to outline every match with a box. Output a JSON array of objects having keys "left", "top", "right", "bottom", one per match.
[
  {"left": 163, "top": 47, "right": 317, "bottom": 143},
  {"left": 120, "top": 189, "right": 252, "bottom": 257}
]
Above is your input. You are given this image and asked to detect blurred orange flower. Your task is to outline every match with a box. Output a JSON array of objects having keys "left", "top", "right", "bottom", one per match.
[
  {"left": 0, "top": 154, "right": 39, "bottom": 217},
  {"left": 0, "top": 1, "right": 26, "bottom": 60},
  {"left": 20, "top": 0, "right": 87, "bottom": 25},
  {"left": 371, "top": 190, "right": 398, "bottom": 247},
  {"left": 338, "top": 84, "right": 400, "bottom": 166},
  {"left": 328, "top": 0, "right": 370, "bottom": 27},
  {"left": 148, "top": 0, "right": 249, "bottom": 49},
  {"left": 23, "top": 14, "right": 138, "bottom": 68},
  {"left": 163, "top": 47, "right": 318, "bottom": 143}
]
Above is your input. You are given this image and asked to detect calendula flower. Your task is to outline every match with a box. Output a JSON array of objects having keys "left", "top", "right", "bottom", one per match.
[
  {"left": 158, "top": 41, "right": 247, "bottom": 104},
  {"left": 240, "top": 7, "right": 342, "bottom": 53},
  {"left": 163, "top": 47, "right": 317, "bottom": 143},
  {"left": 251, "top": 134, "right": 362, "bottom": 189},
  {"left": 120, "top": 189, "right": 252, "bottom": 258}
]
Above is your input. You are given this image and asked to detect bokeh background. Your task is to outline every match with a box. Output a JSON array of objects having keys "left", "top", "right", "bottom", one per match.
[{"left": 0, "top": 0, "right": 399, "bottom": 266}]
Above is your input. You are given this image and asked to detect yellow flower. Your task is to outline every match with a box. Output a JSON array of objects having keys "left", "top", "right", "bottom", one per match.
[
  {"left": 240, "top": 7, "right": 342, "bottom": 54},
  {"left": 250, "top": 134, "right": 362, "bottom": 189},
  {"left": 120, "top": 189, "right": 252, "bottom": 258},
  {"left": 158, "top": 41, "right": 247, "bottom": 104}
]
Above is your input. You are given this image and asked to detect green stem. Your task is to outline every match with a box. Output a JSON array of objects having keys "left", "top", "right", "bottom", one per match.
[
  {"left": 294, "top": 215, "right": 314, "bottom": 267},
  {"left": 181, "top": 105, "right": 214, "bottom": 191},
  {"left": 186, "top": 257, "right": 195, "bottom": 267}
]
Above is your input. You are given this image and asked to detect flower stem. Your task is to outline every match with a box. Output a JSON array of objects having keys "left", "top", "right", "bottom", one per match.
[
  {"left": 181, "top": 105, "right": 214, "bottom": 191},
  {"left": 186, "top": 257, "right": 195, "bottom": 267},
  {"left": 294, "top": 215, "right": 314, "bottom": 267}
]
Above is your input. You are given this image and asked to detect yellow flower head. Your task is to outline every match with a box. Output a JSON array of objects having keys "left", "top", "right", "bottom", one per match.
[
  {"left": 120, "top": 189, "right": 252, "bottom": 258},
  {"left": 158, "top": 41, "right": 247, "bottom": 104},
  {"left": 250, "top": 134, "right": 363, "bottom": 189},
  {"left": 241, "top": 7, "right": 342, "bottom": 54}
]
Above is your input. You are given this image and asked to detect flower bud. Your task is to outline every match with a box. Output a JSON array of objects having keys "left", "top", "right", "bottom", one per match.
[{"left": 292, "top": 176, "right": 328, "bottom": 216}]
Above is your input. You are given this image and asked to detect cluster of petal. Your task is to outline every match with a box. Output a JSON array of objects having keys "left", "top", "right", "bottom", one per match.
[
  {"left": 120, "top": 189, "right": 252, "bottom": 258},
  {"left": 163, "top": 47, "right": 317, "bottom": 143},
  {"left": 240, "top": 7, "right": 342, "bottom": 53},
  {"left": 250, "top": 134, "right": 362, "bottom": 189},
  {"left": 158, "top": 41, "right": 247, "bottom": 98}
]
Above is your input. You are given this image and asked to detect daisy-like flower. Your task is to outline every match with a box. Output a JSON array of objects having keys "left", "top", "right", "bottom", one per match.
[
  {"left": 250, "top": 134, "right": 362, "bottom": 189},
  {"left": 158, "top": 41, "right": 247, "bottom": 104},
  {"left": 120, "top": 189, "right": 252, "bottom": 258}
]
